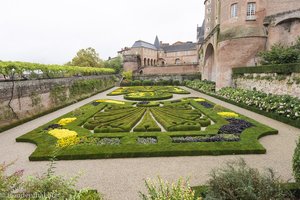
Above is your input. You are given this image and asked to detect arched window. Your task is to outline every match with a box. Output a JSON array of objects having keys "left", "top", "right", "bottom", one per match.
[
  {"left": 175, "top": 58, "right": 181, "bottom": 65},
  {"left": 144, "top": 58, "right": 147, "bottom": 66},
  {"left": 231, "top": 3, "right": 238, "bottom": 18},
  {"left": 247, "top": 2, "right": 256, "bottom": 20}
]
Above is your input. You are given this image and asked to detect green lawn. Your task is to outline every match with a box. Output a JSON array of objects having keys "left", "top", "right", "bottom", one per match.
[{"left": 16, "top": 97, "right": 277, "bottom": 161}]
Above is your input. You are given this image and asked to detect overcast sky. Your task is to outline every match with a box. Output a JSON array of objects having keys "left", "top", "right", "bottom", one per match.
[{"left": 0, "top": 0, "right": 204, "bottom": 64}]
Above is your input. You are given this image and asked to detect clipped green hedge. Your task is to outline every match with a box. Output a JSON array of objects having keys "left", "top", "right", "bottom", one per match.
[
  {"left": 134, "top": 110, "right": 161, "bottom": 132},
  {"left": 16, "top": 98, "right": 277, "bottom": 161},
  {"left": 124, "top": 93, "right": 173, "bottom": 101},
  {"left": 233, "top": 63, "right": 300, "bottom": 75}
]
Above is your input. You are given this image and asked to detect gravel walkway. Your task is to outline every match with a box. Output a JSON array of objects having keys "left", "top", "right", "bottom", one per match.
[{"left": 0, "top": 86, "right": 300, "bottom": 200}]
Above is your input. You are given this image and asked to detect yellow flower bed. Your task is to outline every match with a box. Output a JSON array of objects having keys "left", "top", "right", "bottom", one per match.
[
  {"left": 194, "top": 98, "right": 206, "bottom": 102},
  {"left": 217, "top": 112, "right": 239, "bottom": 118},
  {"left": 96, "top": 99, "right": 125, "bottom": 105},
  {"left": 128, "top": 92, "right": 154, "bottom": 97},
  {"left": 173, "top": 87, "right": 184, "bottom": 92},
  {"left": 110, "top": 88, "right": 124, "bottom": 95},
  {"left": 48, "top": 129, "right": 78, "bottom": 139},
  {"left": 56, "top": 135, "right": 80, "bottom": 148},
  {"left": 57, "top": 118, "right": 77, "bottom": 126}
]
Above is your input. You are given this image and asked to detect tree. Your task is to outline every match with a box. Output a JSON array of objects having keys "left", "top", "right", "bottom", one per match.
[
  {"left": 67, "top": 47, "right": 104, "bottom": 68},
  {"left": 122, "top": 70, "right": 132, "bottom": 81},
  {"left": 104, "top": 56, "right": 123, "bottom": 74},
  {"left": 259, "top": 38, "right": 300, "bottom": 65}
]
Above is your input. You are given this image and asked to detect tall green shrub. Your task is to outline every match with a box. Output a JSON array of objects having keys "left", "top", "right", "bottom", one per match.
[
  {"left": 140, "top": 177, "right": 202, "bottom": 200},
  {"left": 0, "top": 161, "right": 102, "bottom": 200},
  {"left": 293, "top": 137, "right": 300, "bottom": 183},
  {"left": 122, "top": 71, "right": 133, "bottom": 81},
  {"left": 259, "top": 40, "right": 300, "bottom": 65},
  {"left": 205, "top": 159, "right": 289, "bottom": 200}
]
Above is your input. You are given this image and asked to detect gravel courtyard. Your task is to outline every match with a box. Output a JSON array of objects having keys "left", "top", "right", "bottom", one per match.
[{"left": 0, "top": 86, "right": 299, "bottom": 200}]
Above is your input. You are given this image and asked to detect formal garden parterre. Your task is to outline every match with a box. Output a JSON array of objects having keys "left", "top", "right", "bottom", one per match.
[
  {"left": 107, "top": 86, "right": 190, "bottom": 101},
  {"left": 16, "top": 90, "right": 277, "bottom": 161}
]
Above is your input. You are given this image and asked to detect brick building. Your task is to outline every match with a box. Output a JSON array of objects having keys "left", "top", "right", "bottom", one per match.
[
  {"left": 120, "top": 0, "right": 300, "bottom": 87},
  {"left": 199, "top": 0, "right": 300, "bottom": 89},
  {"left": 119, "top": 36, "right": 200, "bottom": 75}
]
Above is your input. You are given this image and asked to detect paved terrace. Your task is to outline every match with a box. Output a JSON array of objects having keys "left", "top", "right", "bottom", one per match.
[{"left": 0, "top": 87, "right": 299, "bottom": 200}]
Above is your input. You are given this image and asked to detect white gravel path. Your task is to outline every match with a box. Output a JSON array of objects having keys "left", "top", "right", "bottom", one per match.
[{"left": 0, "top": 86, "right": 300, "bottom": 200}]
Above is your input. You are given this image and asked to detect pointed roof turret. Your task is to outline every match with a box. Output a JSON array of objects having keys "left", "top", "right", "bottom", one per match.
[{"left": 154, "top": 36, "right": 160, "bottom": 49}]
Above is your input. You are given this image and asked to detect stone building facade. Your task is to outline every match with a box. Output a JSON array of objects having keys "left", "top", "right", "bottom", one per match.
[
  {"left": 199, "top": 0, "right": 300, "bottom": 89},
  {"left": 119, "top": 36, "right": 199, "bottom": 75}
]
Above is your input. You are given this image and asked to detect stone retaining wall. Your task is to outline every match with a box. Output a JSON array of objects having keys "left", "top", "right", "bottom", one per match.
[
  {"left": 234, "top": 73, "right": 300, "bottom": 98},
  {"left": 0, "top": 75, "right": 116, "bottom": 129}
]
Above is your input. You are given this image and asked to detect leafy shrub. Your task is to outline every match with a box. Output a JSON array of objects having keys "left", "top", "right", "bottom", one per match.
[
  {"left": 132, "top": 80, "right": 142, "bottom": 86},
  {"left": 259, "top": 43, "right": 300, "bottom": 65},
  {"left": 0, "top": 162, "right": 23, "bottom": 198},
  {"left": 217, "top": 87, "right": 300, "bottom": 121},
  {"left": 173, "top": 80, "right": 180, "bottom": 86},
  {"left": 212, "top": 105, "right": 226, "bottom": 112},
  {"left": 293, "top": 137, "right": 300, "bottom": 183},
  {"left": 122, "top": 70, "right": 133, "bottom": 81},
  {"left": 185, "top": 80, "right": 215, "bottom": 93},
  {"left": 205, "top": 159, "right": 289, "bottom": 200},
  {"left": 120, "top": 80, "right": 132, "bottom": 86},
  {"left": 143, "top": 80, "right": 154, "bottom": 86},
  {"left": 0, "top": 161, "right": 103, "bottom": 200},
  {"left": 139, "top": 177, "right": 202, "bottom": 200}
]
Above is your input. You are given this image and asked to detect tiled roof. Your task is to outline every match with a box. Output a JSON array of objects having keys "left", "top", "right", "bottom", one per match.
[
  {"left": 162, "top": 42, "right": 197, "bottom": 52},
  {"left": 131, "top": 37, "right": 197, "bottom": 52},
  {"left": 132, "top": 40, "right": 157, "bottom": 50}
]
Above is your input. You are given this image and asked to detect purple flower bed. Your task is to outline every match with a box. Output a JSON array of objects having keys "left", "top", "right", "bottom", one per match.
[
  {"left": 138, "top": 101, "right": 150, "bottom": 105},
  {"left": 172, "top": 134, "right": 240, "bottom": 143},
  {"left": 218, "top": 118, "right": 253, "bottom": 135},
  {"left": 92, "top": 102, "right": 100, "bottom": 106},
  {"left": 138, "top": 137, "right": 158, "bottom": 144},
  {"left": 199, "top": 102, "right": 214, "bottom": 108},
  {"left": 44, "top": 124, "right": 61, "bottom": 130},
  {"left": 171, "top": 100, "right": 182, "bottom": 103}
]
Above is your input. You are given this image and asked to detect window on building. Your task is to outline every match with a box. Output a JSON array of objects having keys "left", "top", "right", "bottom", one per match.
[
  {"left": 247, "top": 2, "right": 256, "bottom": 20},
  {"left": 231, "top": 3, "right": 238, "bottom": 18}
]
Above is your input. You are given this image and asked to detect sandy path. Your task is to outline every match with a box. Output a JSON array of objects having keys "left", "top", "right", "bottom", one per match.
[{"left": 0, "top": 86, "right": 299, "bottom": 200}]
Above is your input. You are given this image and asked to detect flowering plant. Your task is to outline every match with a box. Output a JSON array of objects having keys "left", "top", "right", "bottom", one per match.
[
  {"left": 57, "top": 135, "right": 80, "bottom": 148},
  {"left": 96, "top": 99, "right": 125, "bottom": 105},
  {"left": 218, "top": 112, "right": 239, "bottom": 118},
  {"left": 57, "top": 118, "right": 77, "bottom": 126},
  {"left": 218, "top": 87, "right": 300, "bottom": 120},
  {"left": 48, "top": 129, "right": 77, "bottom": 139},
  {"left": 194, "top": 98, "right": 206, "bottom": 102}
]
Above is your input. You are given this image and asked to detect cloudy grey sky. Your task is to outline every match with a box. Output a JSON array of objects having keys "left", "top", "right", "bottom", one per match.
[{"left": 0, "top": 0, "right": 204, "bottom": 64}]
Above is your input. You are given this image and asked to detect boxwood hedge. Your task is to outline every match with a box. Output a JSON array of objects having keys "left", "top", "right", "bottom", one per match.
[{"left": 16, "top": 97, "right": 277, "bottom": 161}]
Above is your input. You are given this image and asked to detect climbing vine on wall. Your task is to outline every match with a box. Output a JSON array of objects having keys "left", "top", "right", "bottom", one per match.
[
  {"left": 30, "top": 92, "right": 42, "bottom": 107},
  {"left": 50, "top": 85, "right": 68, "bottom": 105}
]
